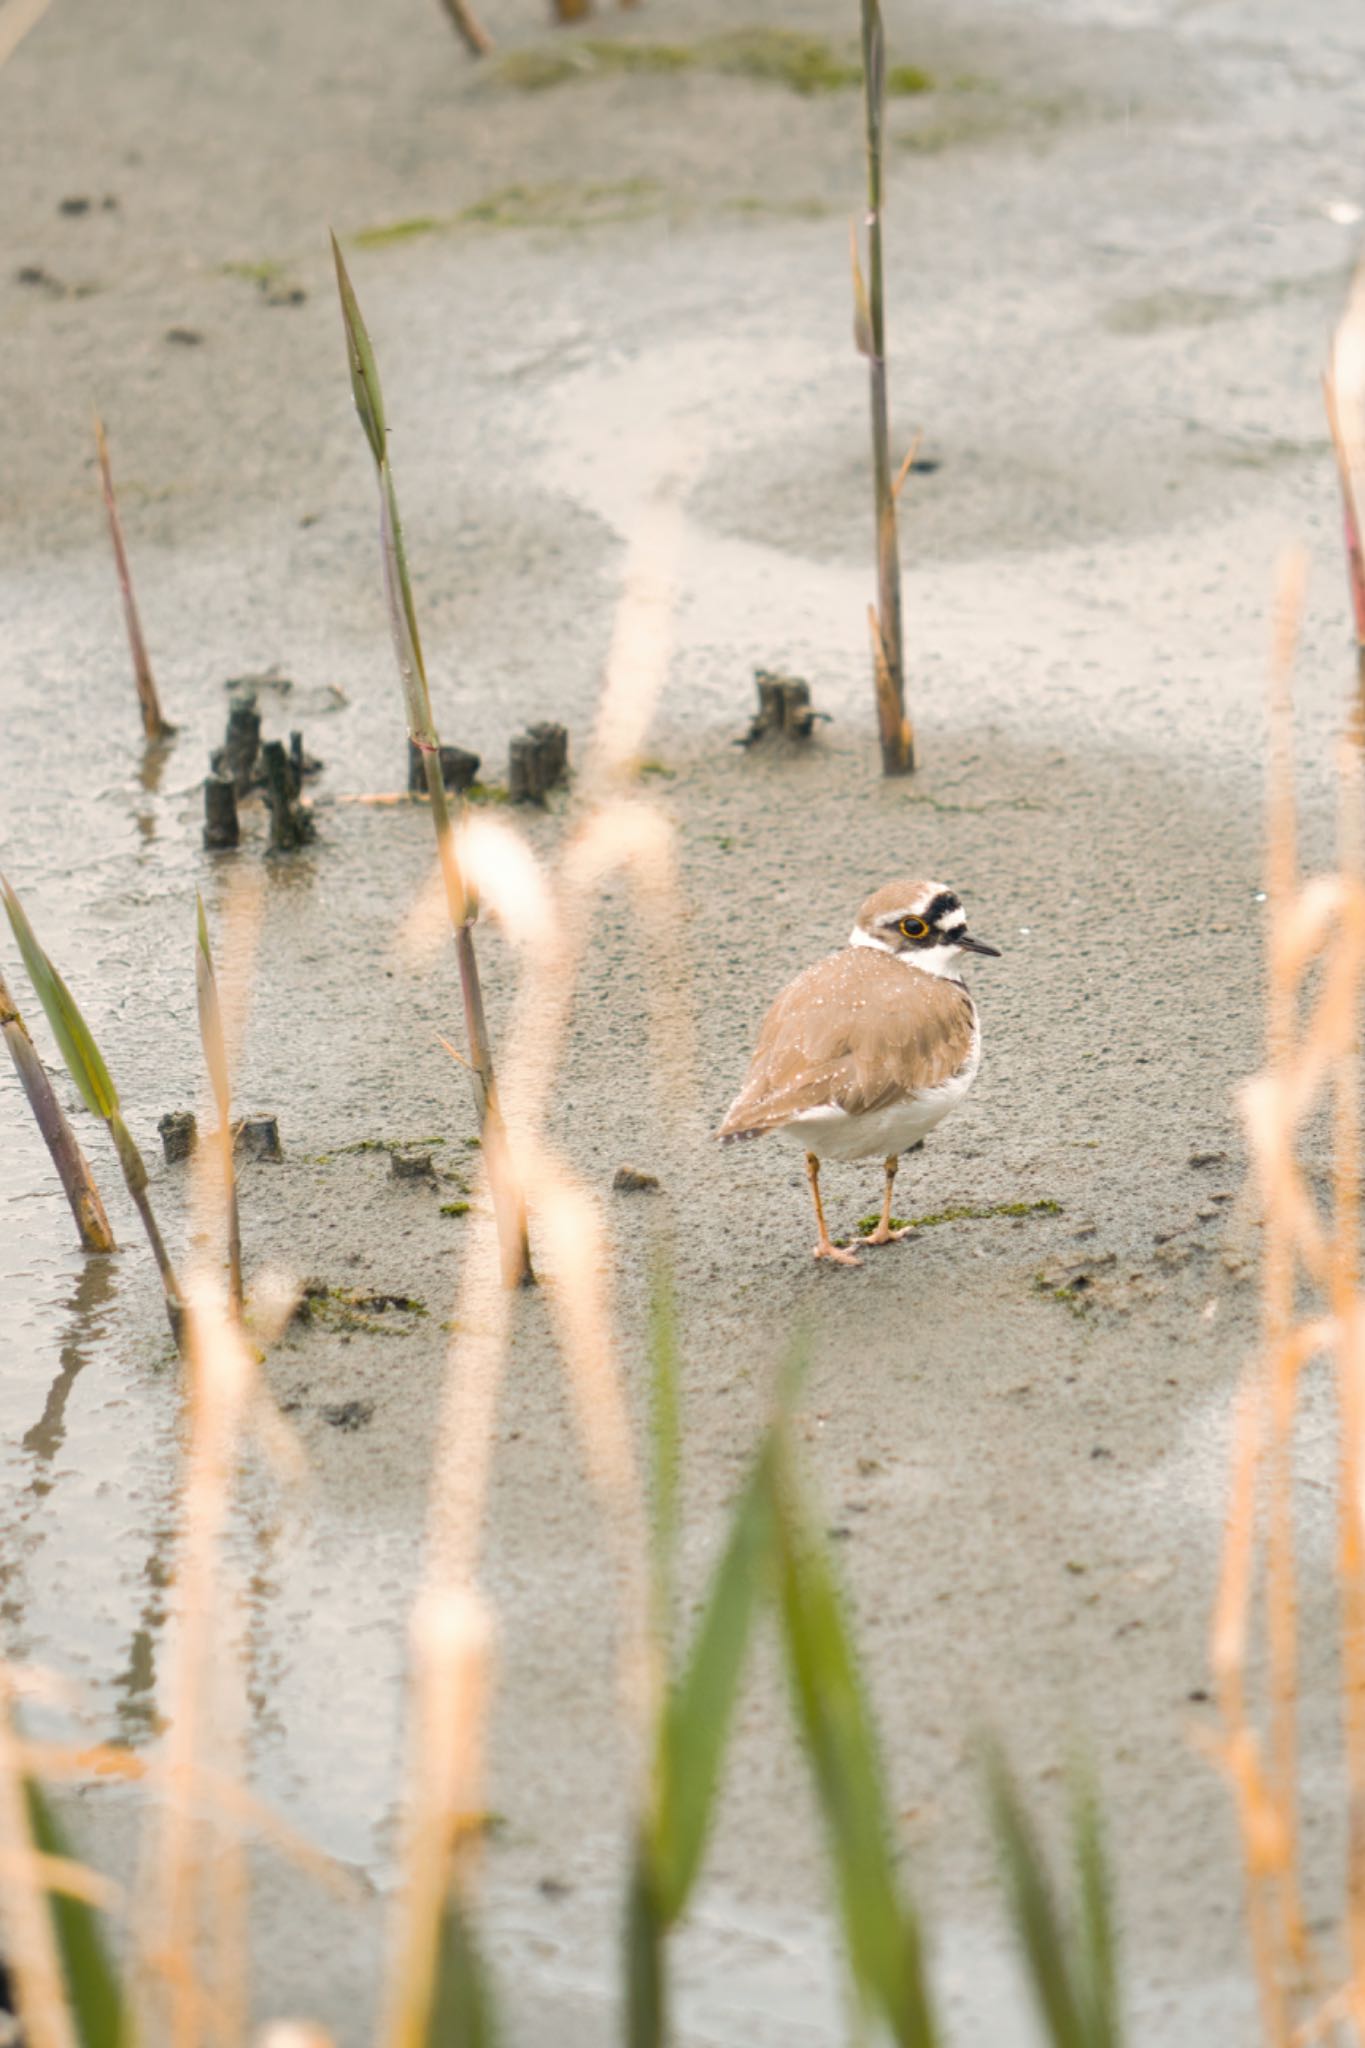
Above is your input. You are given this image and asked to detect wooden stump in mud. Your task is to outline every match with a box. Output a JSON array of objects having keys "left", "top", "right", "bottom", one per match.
[
  {"left": 262, "top": 741, "right": 314, "bottom": 851},
  {"left": 217, "top": 698, "right": 261, "bottom": 794},
  {"left": 407, "top": 737, "right": 481, "bottom": 796},
  {"left": 202, "top": 773, "right": 240, "bottom": 849},
  {"left": 740, "top": 670, "right": 821, "bottom": 746},
  {"left": 508, "top": 721, "right": 569, "bottom": 804}
]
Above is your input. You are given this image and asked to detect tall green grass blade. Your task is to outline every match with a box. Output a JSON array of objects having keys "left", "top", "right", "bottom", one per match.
[
  {"left": 625, "top": 1847, "right": 665, "bottom": 2048},
  {"left": 426, "top": 1887, "right": 497, "bottom": 2048},
  {"left": 331, "top": 232, "right": 387, "bottom": 467},
  {"left": 1071, "top": 1767, "right": 1120, "bottom": 2048},
  {"left": 25, "top": 1778, "right": 131, "bottom": 2048},
  {"left": 770, "top": 1424, "right": 936, "bottom": 2048},
  {"left": 651, "top": 1446, "right": 773, "bottom": 1923},
  {"left": 647, "top": 1258, "right": 682, "bottom": 1653},
  {"left": 985, "top": 1742, "right": 1087, "bottom": 2048},
  {"left": 1, "top": 876, "right": 118, "bottom": 1122}
]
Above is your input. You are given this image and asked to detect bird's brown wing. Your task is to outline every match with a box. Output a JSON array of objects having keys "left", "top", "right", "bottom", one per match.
[{"left": 716, "top": 948, "right": 975, "bottom": 1140}]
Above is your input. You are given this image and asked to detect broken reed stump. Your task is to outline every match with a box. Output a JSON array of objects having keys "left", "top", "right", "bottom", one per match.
[
  {"left": 740, "top": 670, "right": 822, "bottom": 746},
  {"left": 508, "top": 721, "right": 569, "bottom": 804},
  {"left": 261, "top": 740, "right": 315, "bottom": 852},
  {"left": 0, "top": 967, "right": 116, "bottom": 1252},
  {"left": 214, "top": 698, "right": 261, "bottom": 795},
  {"left": 157, "top": 1110, "right": 198, "bottom": 1164},
  {"left": 408, "top": 737, "right": 481, "bottom": 796},
  {"left": 202, "top": 774, "right": 240, "bottom": 850},
  {"left": 235, "top": 1116, "right": 281, "bottom": 1161}
]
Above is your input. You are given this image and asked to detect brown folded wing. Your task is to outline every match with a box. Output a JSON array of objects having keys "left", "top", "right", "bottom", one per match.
[{"left": 717, "top": 947, "right": 975, "bottom": 1139}]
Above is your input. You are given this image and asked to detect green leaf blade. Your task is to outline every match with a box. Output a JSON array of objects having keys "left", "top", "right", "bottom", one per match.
[
  {"left": 426, "top": 1886, "right": 497, "bottom": 2048},
  {"left": 985, "top": 1742, "right": 1088, "bottom": 2048},
  {"left": 2, "top": 877, "right": 118, "bottom": 1123},
  {"left": 25, "top": 1779, "right": 132, "bottom": 2048},
  {"left": 651, "top": 1447, "right": 773, "bottom": 1924},
  {"left": 331, "top": 231, "right": 388, "bottom": 468},
  {"left": 770, "top": 1422, "right": 936, "bottom": 2048}
]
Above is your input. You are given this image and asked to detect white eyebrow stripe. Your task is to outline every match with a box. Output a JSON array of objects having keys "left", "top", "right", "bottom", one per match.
[{"left": 939, "top": 909, "right": 967, "bottom": 930}]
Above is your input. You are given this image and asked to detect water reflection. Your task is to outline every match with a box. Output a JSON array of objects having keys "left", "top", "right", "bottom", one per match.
[
  {"left": 112, "top": 1519, "right": 173, "bottom": 1742},
  {"left": 21, "top": 1254, "right": 119, "bottom": 1489}
]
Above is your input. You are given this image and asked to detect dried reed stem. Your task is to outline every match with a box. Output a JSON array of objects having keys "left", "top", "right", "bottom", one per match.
[
  {"left": 332, "top": 239, "right": 530, "bottom": 1288},
  {"left": 436, "top": 0, "right": 493, "bottom": 55},
  {"left": 855, "top": 0, "right": 913, "bottom": 776},
  {"left": 0, "top": 964, "right": 115, "bottom": 1253},
  {"left": 92, "top": 410, "right": 173, "bottom": 744}
]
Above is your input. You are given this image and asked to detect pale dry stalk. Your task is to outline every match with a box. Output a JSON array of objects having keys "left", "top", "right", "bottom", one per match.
[
  {"left": 381, "top": 1590, "right": 491, "bottom": 2048},
  {"left": 135, "top": 1282, "right": 256, "bottom": 2048},
  {"left": 391, "top": 468, "right": 693, "bottom": 1995},
  {"left": 436, "top": 0, "right": 493, "bottom": 55}
]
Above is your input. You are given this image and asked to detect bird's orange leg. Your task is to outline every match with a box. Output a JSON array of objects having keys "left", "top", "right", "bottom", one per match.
[
  {"left": 861, "top": 1154, "right": 915, "bottom": 1246},
  {"left": 806, "top": 1152, "right": 861, "bottom": 1267}
]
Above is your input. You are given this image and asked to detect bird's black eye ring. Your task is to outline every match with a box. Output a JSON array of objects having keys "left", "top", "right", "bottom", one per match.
[{"left": 898, "top": 916, "right": 929, "bottom": 940}]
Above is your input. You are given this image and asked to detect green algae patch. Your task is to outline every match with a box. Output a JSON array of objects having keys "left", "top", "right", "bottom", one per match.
[
  {"left": 295, "top": 1283, "right": 429, "bottom": 1337},
  {"left": 494, "top": 29, "right": 933, "bottom": 98},
  {"left": 855, "top": 1198, "right": 1062, "bottom": 1233},
  {"left": 352, "top": 180, "right": 661, "bottom": 250},
  {"left": 441, "top": 1200, "right": 472, "bottom": 1218}
]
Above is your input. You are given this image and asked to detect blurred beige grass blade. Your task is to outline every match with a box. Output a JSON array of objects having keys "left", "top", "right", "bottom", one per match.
[
  {"left": 583, "top": 470, "right": 688, "bottom": 794},
  {"left": 1327, "top": 264, "right": 1365, "bottom": 650},
  {"left": 1213, "top": 545, "right": 1365, "bottom": 2042},
  {"left": 0, "top": 0, "right": 54, "bottom": 72},
  {"left": 193, "top": 876, "right": 265, "bottom": 1319},
  {"left": 381, "top": 1591, "right": 491, "bottom": 2048},
  {"left": 134, "top": 1280, "right": 256, "bottom": 2048}
]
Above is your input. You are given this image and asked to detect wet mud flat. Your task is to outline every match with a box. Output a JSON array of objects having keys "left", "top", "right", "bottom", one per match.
[{"left": 4, "top": 0, "right": 1365, "bottom": 2038}]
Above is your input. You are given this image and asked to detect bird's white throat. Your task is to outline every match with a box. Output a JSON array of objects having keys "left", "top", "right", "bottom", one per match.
[{"left": 848, "top": 926, "right": 968, "bottom": 982}]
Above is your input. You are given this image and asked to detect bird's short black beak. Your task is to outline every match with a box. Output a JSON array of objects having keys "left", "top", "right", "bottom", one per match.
[{"left": 955, "top": 932, "right": 1001, "bottom": 958}]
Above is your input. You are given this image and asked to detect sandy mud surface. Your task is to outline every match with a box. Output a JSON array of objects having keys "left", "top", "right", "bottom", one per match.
[{"left": 4, "top": 0, "right": 1365, "bottom": 2036}]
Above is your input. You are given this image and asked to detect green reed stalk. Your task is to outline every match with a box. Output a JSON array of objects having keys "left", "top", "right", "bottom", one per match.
[
  {"left": 0, "top": 963, "right": 115, "bottom": 1253},
  {"left": 331, "top": 237, "right": 531, "bottom": 1289},
  {"left": 2, "top": 876, "right": 183, "bottom": 1345},
  {"left": 854, "top": 0, "right": 914, "bottom": 775}
]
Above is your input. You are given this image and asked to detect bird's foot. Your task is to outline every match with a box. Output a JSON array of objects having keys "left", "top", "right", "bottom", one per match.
[
  {"left": 859, "top": 1223, "right": 916, "bottom": 1247},
  {"left": 813, "top": 1239, "right": 862, "bottom": 1268}
]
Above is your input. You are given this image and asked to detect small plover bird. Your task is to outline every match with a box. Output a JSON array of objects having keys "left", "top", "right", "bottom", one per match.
[{"left": 718, "top": 879, "right": 999, "bottom": 1266}]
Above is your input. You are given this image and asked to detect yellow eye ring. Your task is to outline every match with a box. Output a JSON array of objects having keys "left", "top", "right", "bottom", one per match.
[{"left": 898, "top": 916, "right": 929, "bottom": 940}]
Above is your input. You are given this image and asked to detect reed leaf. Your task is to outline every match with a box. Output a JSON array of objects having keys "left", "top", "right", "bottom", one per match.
[
  {"left": 25, "top": 1778, "right": 131, "bottom": 2048},
  {"left": 2, "top": 876, "right": 118, "bottom": 1122},
  {"left": 985, "top": 1741, "right": 1090, "bottom": 2048},
  {"left": 650, "top": 1445, "right": 773, "bottom": 1923},
  {"left": 425, "top": 1889, "right": 496, "bottom": 2048},
  {"left": 1072, "top": 1769, "right": 1120, "bottom": 2048},
  {"left": 647, "top": 1257, "right": 682, "bottom": 1651},
  {"left": 331, "top": 232, "right": 387, "bottom": 467},
  {"left": 770, "top": 1422, "right": 936, "bottom": 2048},
  {"left": 625, "top": 1849, "right": 665, "bottom": 2048}
]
